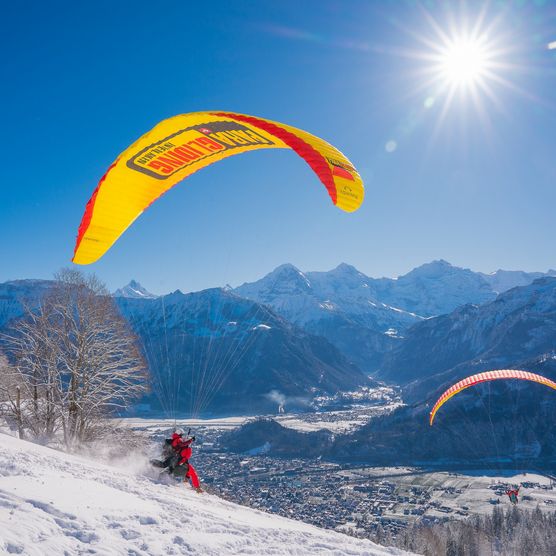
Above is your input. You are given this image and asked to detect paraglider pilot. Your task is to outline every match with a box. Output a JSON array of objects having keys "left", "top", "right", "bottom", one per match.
[
  {"left": 505, "top": 486, "right": 520, "bottom": 505},
  {"left": 152, "top": 429, "right": 202, "bottom": 492}
]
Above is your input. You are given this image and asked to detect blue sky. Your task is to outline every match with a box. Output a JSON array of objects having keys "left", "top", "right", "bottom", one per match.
[{"left": 2, "top": 0, "right": 556, "bottom": 294}]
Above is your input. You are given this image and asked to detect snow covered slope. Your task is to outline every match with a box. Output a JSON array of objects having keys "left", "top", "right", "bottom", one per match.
[{"left": 0, "top": 433, "right": 407, "bottom": 556}]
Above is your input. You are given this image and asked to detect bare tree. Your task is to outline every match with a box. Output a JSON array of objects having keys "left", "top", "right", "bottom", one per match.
[
  {"left": 2, "top": 302, "right": 62, "bottom": 441},
  {"left": 3, "top": 269, "right": 149, "bottom": 448},
  {"left": 0, "top": 352, "right": 26, "bottom": 438}
]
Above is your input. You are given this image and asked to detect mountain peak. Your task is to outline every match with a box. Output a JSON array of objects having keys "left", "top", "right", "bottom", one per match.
[
  {"left": 270, "top": 263, "right": 303, "bottom": 275},
  {"left": 331, "top": 262, "right": 361, "bottom": 275},
  {"left": 419, "top": 259, "right": 454, "bottom": 270},
  {"left": 259, "top": 263, "right": 311, "bottom": 289},
  {"left": 235, "top": 264, "right": 313, "bottom": 304},
  {"left": 402, "top": 260, "right": 459, "bottom": 279},
  {"left": 113, "top": 280, "right": 157, "bottom": 299}
]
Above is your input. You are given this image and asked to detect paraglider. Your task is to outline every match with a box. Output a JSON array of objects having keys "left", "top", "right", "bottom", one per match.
[
  {"left": 151, "top": 428, "right": 202, "bottom": 492},
  {"left": 72, "top": 111, "right": 364, "bottom": 265},
  {"left": 506, "top": 486, "right": 520, "bottom": 505},
  {"left": 429, "top": 369, "right": 556, "bottom": 425}
]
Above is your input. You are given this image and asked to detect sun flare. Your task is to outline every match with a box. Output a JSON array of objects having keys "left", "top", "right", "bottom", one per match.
[
  {"left": 380, "top": 4, "right": 532, "bottom": 152},
  {"left": 395, "top": 5, "right": 521, "bottom": 139},
  {"left": 439, "top": 38, "right": 488, "bottom": 87}
]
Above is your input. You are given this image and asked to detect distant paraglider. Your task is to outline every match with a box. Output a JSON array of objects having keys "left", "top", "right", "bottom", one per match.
[
  {"left": 72, "top": 111, "right": 364, "bottom": 265},
  {"left": 506, "top": 486, "right": 520, "bottom": 505},
  {"left": 429, "top": 369, "right": 556, "bottom": 426}
]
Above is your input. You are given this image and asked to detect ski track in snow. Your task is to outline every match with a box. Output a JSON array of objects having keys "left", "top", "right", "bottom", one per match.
[{"left": 0, "top": 433, "right": 409, "bottom": 556}]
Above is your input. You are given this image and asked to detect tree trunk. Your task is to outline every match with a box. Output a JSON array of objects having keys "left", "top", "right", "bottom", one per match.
[{"left": 15, "top": 386, "right": 24, "bottom": 440}]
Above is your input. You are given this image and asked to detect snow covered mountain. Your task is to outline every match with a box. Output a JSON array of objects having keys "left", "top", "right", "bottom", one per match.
[
  {"left": 3, "top": 266, "right": 555, "bottom": 416},
  {"left": 237, "top": 260, "right": 556, "bottom": 324},
  {"left": 371, "top": 260, "right": 496, "bottom": 317},
  {"left": 379, "top": 277, "right": 556, "bottom": 388},
  {"left": 479, "top": 268, "right": 556, "bottom": 294},
  {"left": 236, "top": 263, "right": 419, "bottom": 331},
  {"left": 0, "top": 432, "right": 406, "bottom": 555},
  {"left": 113, "top": 280, "right": 158, "bottom": 299},
  {"left": 235, "top": 264, "right": 419, "bottom": 371},
  {"left": 373, "top": 260, "right": 556, "bottom": 317},
  {"left": 0, "top": 279, "right": 157, "bottom": 329},
  {"left": 116, "top": 288, "right": 371, "bottom": 415},
  {"left": 234, "top": 261, "right": 556, "bottom": 372}
]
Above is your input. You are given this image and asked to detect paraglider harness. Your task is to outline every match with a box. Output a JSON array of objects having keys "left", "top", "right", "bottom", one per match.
[{"left": 152, "top": 428, "right": 195, "bottom": 479}]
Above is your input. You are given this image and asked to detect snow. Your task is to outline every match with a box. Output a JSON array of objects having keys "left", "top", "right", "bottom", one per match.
[
  {"left": 335, "top": 467, "right": 556, "bottom": 524},
  {"left": 276, "top": 415, "right": 364, "bottom": 434},
  {"left": 480, "top": 269, "right": 556, "bottom": 295},
  {"left": 276, "top": 403, "right": 404, "bottom": 434},
  {"left": 235, "top": 263, "right": 420, "bottom": 335},
  {"left": 0, "top": 432, "right": 408, "bottom": 556},
  {"left": 120, "top": 416, "right": 250, "bottom": 432}
]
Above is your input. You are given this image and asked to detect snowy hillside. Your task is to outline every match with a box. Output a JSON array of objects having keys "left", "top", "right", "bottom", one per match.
[{"left": 0, "top": 433, "right": 407, "bottom": 556}]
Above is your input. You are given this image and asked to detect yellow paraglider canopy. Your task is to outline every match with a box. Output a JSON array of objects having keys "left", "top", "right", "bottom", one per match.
[{"left": 73, "top": 111, "right": 364, "bottom": 265}]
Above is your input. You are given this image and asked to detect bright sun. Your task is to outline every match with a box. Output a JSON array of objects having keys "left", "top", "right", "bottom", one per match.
[
  {"left": 402, "top": 6, "right": 511, "bottom": 106},
  {"left": 408, "top": 7, "right": 513, "bottom": 127},
  {"left": 385, "top": 6, "right": 525, "bottom": 148},
  {"left": 439, "top": 39, "right": 488, "bottom": 86}
]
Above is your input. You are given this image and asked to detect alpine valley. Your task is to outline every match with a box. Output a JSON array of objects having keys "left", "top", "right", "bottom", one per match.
[{"left": 2, "top": 260, "right": 556, "bottom": 464}]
